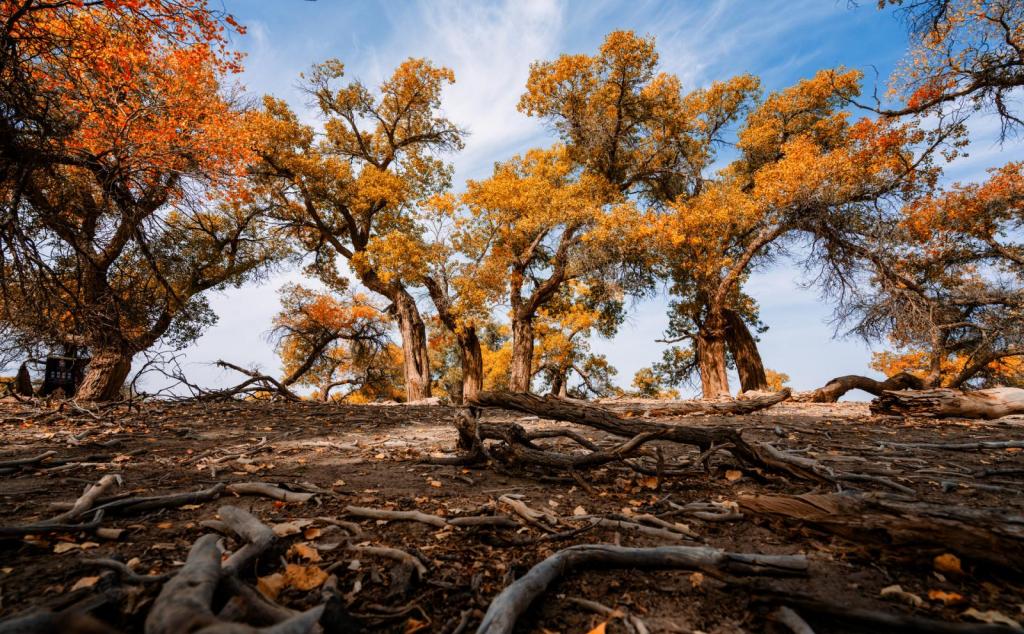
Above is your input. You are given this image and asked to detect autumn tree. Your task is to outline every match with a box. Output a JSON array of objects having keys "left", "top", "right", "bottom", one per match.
[
  {"left": 873, "top": 0, "right": 1024, "bottom": 136},
  {"left": 532, "top": 281, "right": 623, "bottom": 398},
  {"left": 828, "top": 162, "right": 1023, "bottom": 390},
  {"left": 271, "top": 284, "right": 394, "bottom": 400},
  {"left": 0, "top": 1, "right": 281, "bottom": 400},
  {"left": 251, "top": 58, "right": 463, "bottom": 401},
  {"left": 460, "top": 146, "right": 632, "bottom": 393}
]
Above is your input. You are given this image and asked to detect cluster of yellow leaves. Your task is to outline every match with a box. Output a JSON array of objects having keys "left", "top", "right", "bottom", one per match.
[{"left": 872, "top": 347, "right": 1024, "bottom": 386}]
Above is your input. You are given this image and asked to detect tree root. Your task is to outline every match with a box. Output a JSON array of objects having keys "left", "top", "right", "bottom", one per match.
[{"left": 476, "top": 544, "right": 808, "bottom": 634}]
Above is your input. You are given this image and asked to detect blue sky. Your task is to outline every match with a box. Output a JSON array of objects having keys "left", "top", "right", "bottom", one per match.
[{"left": 175, "top": 0, "right": 1021, "bottom": 397}]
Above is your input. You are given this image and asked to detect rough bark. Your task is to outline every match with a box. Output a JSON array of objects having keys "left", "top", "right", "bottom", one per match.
[
  {"left": 724, "top": 309, "right": 768, "bottom": 392},
  {"left": 458, "top": 327, "right": 484, "bottom": 404},
  {"left": 509, "top": 317, "right": 534, "bottom": 393},
  {"left": 871, "top": 387, "right": 1024, "bottom": 419},
  {"left": 792, "top": 372, "right": 925, "bottom": 403},
  {"left": 599, "top": 389, "right": 791, "bottom": 417},
  {"left": 392, "top": 290, "right": 431, "bottom": 401},
  {"left": 696, "top": 328, "right": 730, "bottom": 398},
  {"left": 76, "top": 349, "right": 133, "bottom": 401}
]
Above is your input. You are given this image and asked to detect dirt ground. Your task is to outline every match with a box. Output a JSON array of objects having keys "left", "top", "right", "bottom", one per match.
[{"left": 1, "top": 397, "right": 1023, "bottom": 633}]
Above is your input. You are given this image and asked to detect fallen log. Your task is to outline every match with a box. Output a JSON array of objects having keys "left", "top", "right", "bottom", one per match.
[
  {"left": 476, "top": 544, "right": 808, "bottom": 634},
  {"left": 871, "top": 387, "right": 1024, "bottom": 419},
  {"left": 792, "top": 372, "right": 923, "bottom": 403},
  {"left": 598, "top": 389, "right": 791, "bottom": 417},
  {"left": 738, "top": 492, "right": 1024, "bottom": 574}
]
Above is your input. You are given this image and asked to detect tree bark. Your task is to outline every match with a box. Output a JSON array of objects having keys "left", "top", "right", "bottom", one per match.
[
  {"left": 696, "top": 325, "right": 730, "bottom": 399},
  {"left": 724, "top": 309, "right": 768, "bottom": 392},
  {"left": 793, "top": 372, "right": 924, "bottom": 403},
  {"left": 458, "top": 326, "right": 484, "bottom": 404},
  {"left": 392, "top": 290, "right": 431, "bottom": 401},
  {"left": 871, "top": 387, "right": 1024, "bottom": 419},
  {"left": 509, "top": 317, "right": 535, "bottom": 393},
  {"left": 76, "top": 349, "right": 133, "bottom": 401}
]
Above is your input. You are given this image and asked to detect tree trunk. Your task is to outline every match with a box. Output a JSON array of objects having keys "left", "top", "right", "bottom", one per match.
[
  {"left": 15, "top": 363, "right": 33, "bottom": 396},
  {"left": 697, "top": 313, "right": 730, "bottom": 398},
  {"left": 509, "top": 317, "right": 535, "bottom": 393},
  {"left": 392, "top": 290, "right": 431, "bottom": 401},
  {"left": 458, "top": 326, "right": 483, "bottom": 404},
  {"left": 724, "top": 309, "right": 768, "bottom": 393},
  {"left": 76, "top": 349, "right": 133, "bottom": 401}
]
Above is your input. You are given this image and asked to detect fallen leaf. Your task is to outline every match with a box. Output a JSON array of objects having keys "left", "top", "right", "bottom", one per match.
[
  {"left": 156, "top": 522, "right": 173, "bottom": 530},
  {"left": 289, "top": 542, "right": 321, "bottom": 563},
  {"left": 404, "top": 617, "right": 430, "bottom": 634},
  {"left": 180, "top": 504, "right": 202, "bottom": 511},
  {"left": 690, "top": 572, "right": 705, "bottom": 588},
  {"left": 429, "top": 480, "right": 442, "bottom": 488},
  {"left": 272, "top": 519, "right": 312, "bottom": 537},
  {"left": 640, "top": 476, "right": 659, "bottom": 490},
  {"left": 586, "top": 622, "right": 607, "bottom": 634},
  {"left": 880, "top": 584, "right": 924, "bottom": 608},
  {"left": 928, "top": 589, "right": 966, "bottom": 606},
  {"left": 725, "top": 470, "right": 743, "bottom": 482},
  {"left": 283, "top": 563, "right": 327, "bottom": 590},
  {"left": 962, "top": 608, "right": 1020, "bottom": 627},
  {"left": 303, "top": 527, "right": 322, "bottom": 540},
  {"left": 70, "top": 576, "right": 100, "bottom": 591},
  {"left": 53, "top": 542, "right": 79, "bottom": 554},
  {"left": 573, "top": 505, "right": 587, "bottom": 516},
  {"left": 934, "top": 553, "right": 963, "bottom": 575},
  {"left": 257, "top": 573, "right": 285, "bottom": 600}
]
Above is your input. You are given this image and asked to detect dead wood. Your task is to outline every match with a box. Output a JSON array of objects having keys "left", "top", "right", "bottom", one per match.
[
  {"left": 769, "top": 606, "right": 816, "bottom": 634},
  {"left": 145, "top": 533, "right": 223, "bottom": 634},
  {"left": 205, "top": 361, "right": 301, "bottom": 403},
  {"left": 344, "top": 505, "right": 448, "bottom": 528},
  {"left": 51, "top": 474, "right": 121, "bottom": 523},
  {"left": 346, "top": 545, "right": 428, "bottom": 577},
  {"left": 466, "top": 391, "right": 825, "bottom": 482},
  {"left": 0, "top": 450, "right": 57, "bottom": 470},
  {"left": 80, "top": 557, "right": 171, "bottom": 583},
  {"left": 88, "top": 483, "right": 226, "bottom": 516},
  {"left": 476, "top": 544, "right": 808, "bottom": 634},
  {"left": 598, "top": 389, "right": 791, "bottom": 417},
  {"left": 871, "top": 387, "right": 1024, "bottom": 419},
  {"left": 218, "top": 505, "right": 276, "bottom": 575},
  {"left": 225, "top": 482, "right": 314, "bottom": 504},
  {"left": 738, "top": 492, "right": 1024, "bottom": 573},
  {"left": 792, "top": 372, "right": 924, "bottom": 403}
]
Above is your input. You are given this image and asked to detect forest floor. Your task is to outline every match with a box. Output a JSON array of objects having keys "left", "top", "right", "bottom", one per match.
[{"left": 1, "top": 397, "right": 1023, "bottom": 633}]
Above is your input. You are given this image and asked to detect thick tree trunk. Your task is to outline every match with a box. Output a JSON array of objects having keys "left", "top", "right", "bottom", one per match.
[
  {"left": 724, "top": 309, "right": 768, "bottom": 392},
  {"left": 392, "top": 291, "right": 431, "bottom": 401},
  {"left": 509, "top": 317, "right": 535, "bottom": 393},
  {"left": 76, "top": 349, "right": 133, "bottom": 401},
  {"left": 696, "top": 325, "right": 730, "bottom": 399},
  {"left": 458, "top": 327, "right": 483, "bottom": 404},
  {"left": 792, "top": 372, "right": 924, "bottom": 403}
]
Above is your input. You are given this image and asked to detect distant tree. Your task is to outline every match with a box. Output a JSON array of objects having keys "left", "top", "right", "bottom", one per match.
[
  {"left": 251, "top": 58, "right": 463, "bottom": 401},
  {"left": 271, "top": 285, "right": 400, "bottom": 401},
  {"left": 0, "top": 1, "right": 282, "bottom": 400},
  {"left": 764, "top": 369, "right": 791, "bottom": 392}
]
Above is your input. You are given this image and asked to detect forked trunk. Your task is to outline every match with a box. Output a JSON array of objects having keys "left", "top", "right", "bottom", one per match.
[
  {"left": 458, "top": 326, "right": 484, "bottom": 404},
  {"left": 509, "top": 317, "right": 535, "bottom": 393},
  {"left": 393, "top": 291, "right": 431, "bottom": 401},
  {"left": 76, "top": 349, "right": 133, "bottom": 401},
  {"left": 724, "top": 309, "right": 768, "bottom": 392}
]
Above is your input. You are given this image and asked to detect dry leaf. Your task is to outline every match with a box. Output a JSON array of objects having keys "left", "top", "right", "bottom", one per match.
[
  {"left": 934, "top": 553, "right": 963, "bottom": 575},
  {"left": 573, "top": 505, "right": 587, "bottom": 516},
  {"left": 303, "top": 527, "right": 322, "bottom": 540},
  {"left": 690, "top": 572, "right": 705, "bottom": 588},
  {"left": 70, "top": 576, "right": 100, "bottom": 591},
  {"left": 156, "top": 522, "right": 173, "bottom": 529},
  {"left": 962, "top": 608, "right": 1021, "bottom": 628},
  {"left": 272, "top": 519, "right": 312, "bottom": 537},
  {"left": 404, "top": 617, "right": 430, "bottom": 634},
  {"left": 928, "top": 589, "right": 966, "bottom": 606},
  {"left": 640, "top": 476, "right": 659, "bottom": 490},
  {"left": 289, "top": 542, "right": 321, "bottom": 563},
  {"left": 257, "top": 573, "right": 285, "bottom": 600},
  {"left": 586, "top": 622, "right": 607, "bottom": 634},
  {"left": 725, "top": 470, "right": 743, "bottom": 482},
  {"left": 880, "top": 584, "right": 924, "bottom": 608},
  {"left": 283, "top": 563, "right": 327, "bottom": 590},
  {"left": 429, "top": 480, "right": 442, "bottom": 488},
  {"left": 53, "top": 542, "right": 79, "bottom": 554}
]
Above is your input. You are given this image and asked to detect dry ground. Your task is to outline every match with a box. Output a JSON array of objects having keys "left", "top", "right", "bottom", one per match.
[{"left": 1, "top": 397, "right": 1023, "bottom": 633}]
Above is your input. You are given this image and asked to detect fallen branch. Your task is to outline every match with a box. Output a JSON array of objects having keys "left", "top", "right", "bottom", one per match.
[
  {"left": 219, "top": 505, "right": 276, "bottom": 575},
  {"left": 344, "top": 505, "right": 448, "bottom": 528},
  {"left": 226, "top": 482, "right": 315, "bottom": 504},
  {"left": 792, "top": 373, "right": 923, "bottom": 403},
  {"left": 477, "top": 544, "right": 808, "bottom": 634},
  {"left": 599, "top": 389, "right": 791, "bottom": 417}
]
